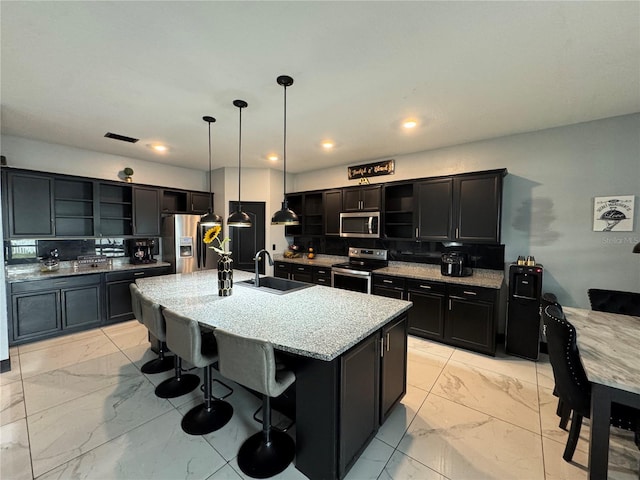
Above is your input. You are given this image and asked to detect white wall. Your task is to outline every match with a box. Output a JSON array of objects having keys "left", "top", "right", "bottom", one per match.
[
  {"left": 293, "top": 114, "right": 640, "bottom": 309},
  {"left": 1, "top": 135, "right": 207, "bottom": 191}
]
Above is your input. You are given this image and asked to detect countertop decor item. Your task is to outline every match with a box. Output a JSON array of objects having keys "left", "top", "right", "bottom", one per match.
[
  {"left": 204, "top": 225, "right": 233, "bottom": 296},
  {"left": 200, "top": 116, "right": 222, "bottom": 227},
  {"left": 227, "top": 99, "right": 252, "bottom": 227},
  {"left": 271, "top": 75, "right": 300, "bottom": 226}
]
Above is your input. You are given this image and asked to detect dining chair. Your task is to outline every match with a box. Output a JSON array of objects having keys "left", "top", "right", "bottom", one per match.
[
  {"left": 213, "top": 328, "right": 296, "bottom": 479},
  {"left": 129, "top": 283, "right": 174, "bottom": 374},
  {"left": 543, "top": 305, "right": 639, "bottom": 462}
]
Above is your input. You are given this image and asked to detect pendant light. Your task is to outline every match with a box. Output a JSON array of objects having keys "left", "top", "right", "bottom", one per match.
[
  {"left": 200, "top": 116, "right": 222, "bottom": 227},
  {"left": 271, "top": 75, "right": 300, "bottom": 225},
  {"left": 227, "top": 99, "right": 252, "bottom": 228}
]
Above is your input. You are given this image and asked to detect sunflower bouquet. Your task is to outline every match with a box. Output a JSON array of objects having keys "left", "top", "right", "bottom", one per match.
[{"left": 203, "top": 226, "right": 231, "bottom": 255}]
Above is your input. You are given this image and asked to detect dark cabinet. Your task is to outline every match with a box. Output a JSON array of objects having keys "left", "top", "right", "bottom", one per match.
[
  {"left": 406, "top": 279, "right": 447, "bottom": 340},
  {"left": 373, "top": 274, "right": 406, "bottom": 299},
  {"left": 290, "top": 264, "right": 313, "bottom": 283},
  {"left": 10, "top": 274, "right": 101, "bottom": 345},
  {"left": 99, "top": 183, "right": 133, "bottom": 236},
  {"left": 133, "top": 187, "right": 160, "bottom": 236},
  {"left": 284, "top": 193, "right": 303, "bottom": 237},
  {"left": 323, "top": 189, "right": 342, "bottom": 236},
  {"left": 312, "top": 266, "right": 332, "bottom": 286},
  {"left": 446, "top": 285, "right": 497, "bottom": 355},
  {"left": 342, "top": 186, "right": 381, "bottom": 212},
  {"left": 383, "top": 183, "right": 414, "bottom": 239},
  {"left": 454, "top": 173, "right": 503, "bottom": 243},
  {"left": 54, "top": 178, "right": 96, "bottom": 237},
  {"left": 274, "top": 261, "right": 291, "bottom": 279},
  {"left": 189, "top": 192, "right": 212, "bottom": 213},
  {"left": 161, "top": 189, "right": 212, "bottom": 214},
  {"left": 104, "top": 266, "right": 170, "bottom": 324},
  {"left": 6, "top": 172, "right": 54, "bottom": 237},
  {"left": 415, "top": 178, "right": 453, "bottom": 241},
  {"left": 339, "top": 333, "right": 380, "bottom": 475},
  {"left": 380, "top": 315, "right": 407, "bottom": 422}
]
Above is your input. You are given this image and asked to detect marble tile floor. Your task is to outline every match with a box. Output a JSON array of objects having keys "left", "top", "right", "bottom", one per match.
[{"left": 1, "top": 321, "right": 638, "bottom": 480}]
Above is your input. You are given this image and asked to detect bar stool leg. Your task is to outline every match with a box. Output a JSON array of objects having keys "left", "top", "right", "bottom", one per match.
[
  {"left": 181, "top": 365, "right": 233, "bottom": 435},
  {"left": 154, "top": 357, "right": 200, "bottom": 399}
]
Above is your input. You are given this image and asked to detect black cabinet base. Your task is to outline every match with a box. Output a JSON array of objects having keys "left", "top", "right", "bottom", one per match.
[{"left": 0, "top": 358, "right": 11, "bottom": 373}]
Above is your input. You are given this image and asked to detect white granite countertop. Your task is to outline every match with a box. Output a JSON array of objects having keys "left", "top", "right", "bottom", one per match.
[
  {"left": 564, "top": 306, "right": 640, "bottom": 396},
  {"left": 377, "top": 262, "right": 504, "bottom": 290},
  {"left": 273, "top": 255, "right": 504, "bottom": 290},
  {"left": 6, "top": 259, "right": 171, "bottom": 283},
  {"left": 136, "top": 270, "right": 412, "bottom": 361}
]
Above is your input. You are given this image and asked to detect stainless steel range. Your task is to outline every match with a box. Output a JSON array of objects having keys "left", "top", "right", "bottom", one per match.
[{"left": 331, "top": 247, "right": 388, "bottom": 294}]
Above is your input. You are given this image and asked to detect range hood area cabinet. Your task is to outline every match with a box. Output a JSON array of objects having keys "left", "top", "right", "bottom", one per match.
[
  {"left": 342, "top": 185, "right": 382, "bottom": 212},
  {"left": 384, "top": 169, "right": 506, "bottom": 244}
]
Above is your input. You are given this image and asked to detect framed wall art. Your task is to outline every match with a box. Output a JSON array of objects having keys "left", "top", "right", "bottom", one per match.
[{"left": 593, "top": 195, "right": 634, "bottom": 232}]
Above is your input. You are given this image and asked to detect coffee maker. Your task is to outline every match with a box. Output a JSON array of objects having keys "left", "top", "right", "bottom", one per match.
[{"left": 129, "top": 239, "right": 157, "bottom": 264}]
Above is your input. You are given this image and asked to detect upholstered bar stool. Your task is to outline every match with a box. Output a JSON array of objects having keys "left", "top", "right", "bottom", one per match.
[
  {"left": 149, "top": 303, "right": 200, "bottom": 399},
  {"left": 129, "top": 283, "right": 174, "bottom": 374},
  {"left": 214, "top": 328, "right": 296, "bottom": 479},
  {"left": 163, "top": 309, "right": 233, "bottom": 435}
]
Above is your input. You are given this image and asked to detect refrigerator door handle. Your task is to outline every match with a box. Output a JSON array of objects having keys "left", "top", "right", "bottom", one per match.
[{"left": 196, "top": 223, "right": 202, "bottom": 269}]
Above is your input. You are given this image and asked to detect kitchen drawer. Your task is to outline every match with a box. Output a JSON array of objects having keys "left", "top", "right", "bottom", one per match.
[
  {"left": 406, "top": 279, "right": 446, "bottom": 295},
  {"left": 313, "top": 266, "right": 332, "bottom": 286},
  {"left": 291, "top": 264, "right": 312, "bottom": 275},
  {"left": 447, "top": 284, "right": 496, "bottom": 303},
  {"left": 104, "top": 267, "right": 168, "bottom": 282},
  {"left": 12, "top": 274, "right": 101, "bottom": 294},
  {"left": 274, "top": 261, "right": 291, "bottom": 278},
  {"left": 373, "top": 274, "right": 406, "bottom": 290}
]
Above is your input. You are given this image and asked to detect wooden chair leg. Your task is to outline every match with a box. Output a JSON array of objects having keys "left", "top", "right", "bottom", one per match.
[{"left": 563, "top": 413, "right": 583, "bottom": 462}]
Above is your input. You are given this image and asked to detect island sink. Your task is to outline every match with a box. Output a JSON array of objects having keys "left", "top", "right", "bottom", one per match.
[{"left": 237, "top": 276, "right": 312, "bottom": 294}]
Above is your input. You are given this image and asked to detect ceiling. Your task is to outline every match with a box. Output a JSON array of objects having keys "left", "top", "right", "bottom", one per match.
[{"left": 1, "top": 1, "right": 639, "bottom": 174}]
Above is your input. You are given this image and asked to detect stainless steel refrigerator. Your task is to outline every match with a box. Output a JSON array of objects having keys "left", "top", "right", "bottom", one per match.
[{"left": 162, "top": 214, "right": 217, "bottom": 274}]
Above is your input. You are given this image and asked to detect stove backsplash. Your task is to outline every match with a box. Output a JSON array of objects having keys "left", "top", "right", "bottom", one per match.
[{"left": 291, "top": 236, "right": 505, "bottom": 271}]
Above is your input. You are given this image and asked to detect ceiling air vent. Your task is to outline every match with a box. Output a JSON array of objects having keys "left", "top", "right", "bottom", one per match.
[{"left": 104, "top": 132, "right": 139, "bottom": 143}]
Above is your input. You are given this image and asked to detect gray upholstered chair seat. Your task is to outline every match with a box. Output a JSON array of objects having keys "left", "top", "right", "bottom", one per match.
[{"left": 163, "top": 309, "right": 233, "bottom": 435}]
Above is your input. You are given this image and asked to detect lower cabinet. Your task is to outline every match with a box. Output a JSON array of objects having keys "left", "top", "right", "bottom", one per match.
[
  {"left": 274, "top": 261, "right": 290, "bottom": 279},
  {"left": 104, "top": 266, "right": 170, "bottom": 324},
  {"left": 312, "top": 266, "right": 332, "bottom": 286},
  {"left": 10, "top": 274, "right": 101, "bottom": 345},
  {"left": 290, "top": 264, "right": 313, "bottom": 283},
  {"left": 407, "top": 279, "right": 447, "bottom": 340},
  {"left": 446, "top": 285, "right": 496, "bottom": 355},
  {"left": 295, "top": 314, "right": 408, "bottom": 480}
]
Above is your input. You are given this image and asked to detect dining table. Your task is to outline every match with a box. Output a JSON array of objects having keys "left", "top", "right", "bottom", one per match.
[{"left": 564, "top": 306, "right": 640, "bottom": 479}]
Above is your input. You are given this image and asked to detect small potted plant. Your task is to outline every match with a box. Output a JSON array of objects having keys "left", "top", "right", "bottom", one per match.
[{"left": 123, "top": 167, "right": 134, "bottom": 183}]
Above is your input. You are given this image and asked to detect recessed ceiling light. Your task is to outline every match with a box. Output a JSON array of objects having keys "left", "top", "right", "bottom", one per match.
[
  {"left": 147, "top": 144, "right": 169, "bottom": 153},
  {"left": 402, "top": 120, "right": 418, "bottom": 129},
  {"left": 321, "top": 140, "right": 335, "bottom": 150},
  {"left": 267, "top": 154, "right": 279, "bottom": 162}
]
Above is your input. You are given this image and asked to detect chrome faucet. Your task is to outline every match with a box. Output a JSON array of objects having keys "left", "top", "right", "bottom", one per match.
[{"left": 253, "top": 249, "right": 273, "bottom": 287}]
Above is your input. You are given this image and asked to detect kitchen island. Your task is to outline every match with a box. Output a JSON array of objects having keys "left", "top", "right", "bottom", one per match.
[{"left": 137, "top": 269, "right": 412, "bottom": 480}]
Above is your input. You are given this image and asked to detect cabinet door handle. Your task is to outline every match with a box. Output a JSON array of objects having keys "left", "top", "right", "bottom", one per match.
[
  {"left": 383, "top": 279, "right": 393, "bottom": 284},
  {"left": 134, "top": 272, "right": 145, "bottom": 276},
  {"left": 463, "top": 290, "right": 477, "bottom": 296},
  {"left": 380, "top": 337, "right": 385, "bottom": 358},
  {"left": 297, "top": 267, "right": 305, "bottom": 271},
  {"left": 386, "top": 333, "right": 390, "bottom": 351},
  {"left": 54, "top": 281, "right": 68, "bottom": 286},
  {"left": 449, "top": 299, "right": 452, "bottom": 310},
  {"left": 456, "top": 227, "right": 459, "bottom": 238},
  {"left": 415, "top": 227, "right": 419, "bottom": 238},
  {"left": 419, "top": 284, "right": 431, "bottom": 289}
]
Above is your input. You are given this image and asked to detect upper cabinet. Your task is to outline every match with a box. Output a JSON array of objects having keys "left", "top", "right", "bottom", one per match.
[
  {"left": 384, "top": 169, "right": 506, "bottom": 244},
  {"left": 283, "top": 191, "right": 325, "bottom": 237},
  {"left": 160, "top": 189, "right": 213, "bottom": 214},
  {"left": 342, "top": 185, "right": 381, "bottom": 212},
  {"left": 5, "top": 171, "right": 55, "bottom": 237},
  {"left": 54, "top": 178, "right": 97, "bottom": 237},
  {"left": 98, "top": 183, "right": 133, "bottom": 236},
  {"left": 132, "top": 187, "right": 160, "bottom": 236},
  {"left": 323, "top": 189, "right": 342, "bottom": 236}
]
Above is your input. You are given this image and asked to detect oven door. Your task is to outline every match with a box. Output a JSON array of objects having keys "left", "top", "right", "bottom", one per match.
[{"left": 331, "top": 267, "right": 372, "bottom": 294}]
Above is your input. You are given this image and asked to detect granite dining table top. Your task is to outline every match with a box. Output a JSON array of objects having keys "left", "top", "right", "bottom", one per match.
[
  {"left": 564, "top": 306, "right": 640, "bottom": 395},
  {"left": 136, "top": 269, "right": 412, "bottom": 362}
]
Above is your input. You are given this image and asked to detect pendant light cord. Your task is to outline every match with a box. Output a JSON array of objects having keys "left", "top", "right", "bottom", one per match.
[
  {"left": 237, "top": 105, "right": 242, "bottom": 211},
  {"left": 207, "top": 121, "right": 213, "bottom": 211},
  {"left": 283, "top": 83, "right": 287, "bottom": 196}
]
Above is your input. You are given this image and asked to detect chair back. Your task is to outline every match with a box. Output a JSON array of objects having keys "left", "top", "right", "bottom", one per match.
[
  {"left": 588, "top": 289, "right": 640, "bottom": 316},
  {"left": 542, "top": 305, "right": 591, "bottom": 417},
  {"left": 138, "top": 290, "right": 166, "bottom": 341},
  {"left": 213, "top": 328, "right": 294, "bottom": 398},
  {"left": 162, "top": 309, "right": 213, "bottom": 368},
  {"left": 129, "top": 283, "right": 144, "bottom": 324}
]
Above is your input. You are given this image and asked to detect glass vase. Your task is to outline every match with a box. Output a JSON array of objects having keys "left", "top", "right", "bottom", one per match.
[{"left": 217, "top": 252, "right": 233, "bottom": 296}]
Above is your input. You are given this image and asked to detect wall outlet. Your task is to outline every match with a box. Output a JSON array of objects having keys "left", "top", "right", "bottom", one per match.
[{"left": 272, "top": 244, "right": 276, "bottom": 251}]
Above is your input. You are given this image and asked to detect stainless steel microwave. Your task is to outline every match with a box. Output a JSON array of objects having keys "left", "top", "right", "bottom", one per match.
[{"left": 339, "top": 211, "right": 381, "bottom": 238}]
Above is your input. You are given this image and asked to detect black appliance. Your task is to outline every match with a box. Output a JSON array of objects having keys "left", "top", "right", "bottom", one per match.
[
  {"left": 441, "top": 252, "right": 472, "bottom": 277},
  {"left": 129, "top": 239, "right": 157, "bottom": 264},
  {"left": 331, "top": 247, "right": 388, "bottom": 294},
  {"left": 505, "top": 263, "right": 543, "bottom": 360}
]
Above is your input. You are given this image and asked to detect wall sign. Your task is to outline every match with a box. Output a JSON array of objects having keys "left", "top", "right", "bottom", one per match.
[
  {"left": 593, "top": 195, "right": 634, "bottom": 232},
  {"left": 348, "top": 159, "right": 395, "bottom": 180}
]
